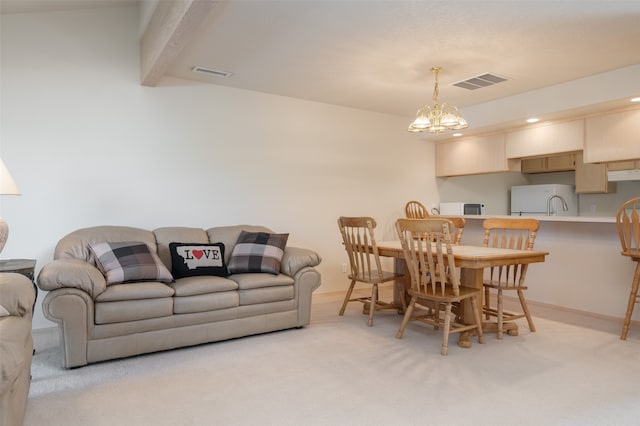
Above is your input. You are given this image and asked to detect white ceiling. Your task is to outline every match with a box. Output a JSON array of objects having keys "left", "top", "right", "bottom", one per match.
[{"left": 3, "top": 0, "right": 640, "bottom": 136}]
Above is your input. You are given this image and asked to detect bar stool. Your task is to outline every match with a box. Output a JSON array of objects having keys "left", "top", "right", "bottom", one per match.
[{"left": 616, "top": 197, "right": 640, "bottom": 340}]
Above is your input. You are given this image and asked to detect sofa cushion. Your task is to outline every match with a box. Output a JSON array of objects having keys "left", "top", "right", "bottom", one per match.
[
  {"left": 169, "top": 243, "right": 228, "bottom": 278},
  {"left": 89, "top": 241, "right": 174, "bottom": 285},
  {"left": 153, "top": 227, "right": 209, "bottom": 270},
  {"left": 95, "top": 298, "right": 174, "bottom": 324},
  {"left": 238, "top": 286, "right": 294, "bottom": 305},
  {"left": 94, "top": 282, "right": 175, "bottom": 302},
  {"left": 229, "top": 273, "right": 294, "bottom": 290},
  {"left": 173, "top": 292, "right": 239, "bottom": 314},
  {"left": 170, "top": 276, "right": 238, "bottom": 297},
  {"left": 227, "top": 231, "right": 289, "bottom": 275}
]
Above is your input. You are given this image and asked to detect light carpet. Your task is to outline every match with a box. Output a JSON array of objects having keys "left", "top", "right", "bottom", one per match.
[{"left": 25, "top": 292, "right": 640, "bottom": 426}]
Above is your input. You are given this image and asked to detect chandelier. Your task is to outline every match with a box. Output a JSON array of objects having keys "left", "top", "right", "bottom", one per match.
[{"left": 408, "top": 66, "right": 468, "bottom": 133}]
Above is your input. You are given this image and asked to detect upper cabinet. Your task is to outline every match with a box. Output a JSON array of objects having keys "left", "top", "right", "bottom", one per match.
[
  {"left": 505, "top": 119, "right": 584, "bottom": 159},
  {"left": 608, "top": 160, "right": 640, "bottom": 171},
  {"left": 521, "top": 152, "right": 576, "bottom": 174},
  {"left": 435, "top": 134, "right": 521, "bottom": 177},
  {"left": 575, "top": 151, "right": 616, "bottom": 194},
  {"left": 584, "top": 108, "right": 640, "bottom": 163}
]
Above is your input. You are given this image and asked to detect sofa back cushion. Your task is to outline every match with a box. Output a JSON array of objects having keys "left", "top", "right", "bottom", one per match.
[
  {"left": 153, "top": 227, "right": 209, "bottom": 270},
  {"left": 54, "top": 226, "right": 156, "bottom": 261}
]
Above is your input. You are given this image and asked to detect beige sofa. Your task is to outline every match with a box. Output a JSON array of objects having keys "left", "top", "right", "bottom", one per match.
[
  {"left": 0, "top": 273, "right": 35, "bottom": 426},
  {"left": 37, "top": 225, "right": 322, "bottom": 368}
]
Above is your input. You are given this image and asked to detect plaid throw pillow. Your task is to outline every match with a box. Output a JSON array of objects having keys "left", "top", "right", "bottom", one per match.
[
  {"left": 227, "top": 231, "right": 289, "bottom": 275},
  {"left": 89, "top": 241, "right": 174, "bottom": 285}
]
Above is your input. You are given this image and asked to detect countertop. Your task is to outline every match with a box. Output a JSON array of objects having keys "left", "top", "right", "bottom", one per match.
[{"left": 459, "top": 215, "right": 616, "bottom": 223}]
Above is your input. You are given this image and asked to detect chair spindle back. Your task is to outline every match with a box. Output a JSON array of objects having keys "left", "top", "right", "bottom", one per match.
[
  {"left": 617, "top": 197, "right": 640, "bottom": 255},
  {"left": 482, "top": 218, "right": 539, "bottom": 287},
  {"left": 396, "top": 218, "right": 459, "bottom": 297},
  {"left": 338, "top": 216, "right": 383, "bottom": 282},
  {"left": 405, "top": 201, "right": 429, "bottom": 219}
]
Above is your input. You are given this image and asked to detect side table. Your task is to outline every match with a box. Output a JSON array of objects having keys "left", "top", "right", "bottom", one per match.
[{"left": 0, "top": 259, "right": 37, "bottom": 312}]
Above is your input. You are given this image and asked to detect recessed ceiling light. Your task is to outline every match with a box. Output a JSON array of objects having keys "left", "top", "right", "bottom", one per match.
[
  {"left": 526, "top": 118, "right": 540, "bottom": 124},
  {"left": 452, "top": 133, "right": 463, "bottom": 137},
  {"left": 631, "top": 97, "right": 640, "bottom": 103}
]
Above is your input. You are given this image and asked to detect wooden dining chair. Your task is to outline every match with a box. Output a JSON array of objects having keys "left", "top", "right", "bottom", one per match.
[
  {"left": 395, "top": 218, "right": 484, "bottom": 355},
  {"left": 337, "top": 217, "right": 405, "bottom": 326},
  {"left": 616, "top": 197, "right": 640, "bottom": 340},
  {"left": 482, "top": 217, "right": 540, "bottom": 339},
  {"left": 438, "top": 216, "right": 465, "bottom": 244},
  {"left": 405, "top": 201, "right": 429, "bottom": 219}
]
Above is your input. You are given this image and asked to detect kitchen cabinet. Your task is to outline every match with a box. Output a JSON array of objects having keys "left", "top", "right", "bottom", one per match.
[
  {"left": 584, "top": 108, "right": 640, "bottom": 163},
  {"left": 608, "top": 160, "right": 640, "bottom": 171},
  {"left": 521, "top": 152, "right": 576, "bottom": 174},
  {"left": 505, "top": 119, "right": 584, "bottom": 159},
  {"left": 575, "top": 151, "right": 616, "bottom": 194},
  {"left": 435, "top": 134, "right": 521, "bottom": 177}
]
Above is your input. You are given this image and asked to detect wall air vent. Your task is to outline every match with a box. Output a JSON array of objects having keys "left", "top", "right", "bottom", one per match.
[
  {"left": 453, "top": 73, "right": 508, "bottom": 90},
  {"left": 191, "top": 67, "right": 233, "bottom": 78}
]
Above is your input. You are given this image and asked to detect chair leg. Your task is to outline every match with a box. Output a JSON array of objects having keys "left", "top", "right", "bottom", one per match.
[
  {"left": 368, "top": 284, "right": 378, "bottom": 327},
  {"left": 396, "top": 281, "right": 407, "bottom": 313},
  {"left": 441, "top": 303, "right": 452, "bottom": 355},
  {"left": 396, "top": 296, "right": 416, "bottom": 339},
  {"left": 517, "top": 289, "right": 536, "bottom": 332},
  {"left": 484, "top": 286, "right": 491, "bottom": 320},
  {"left": 470, "top": 295, "right": 485, "bottom": 344},
  {"left": 497, "top": 289, "right": 504, "bottom": 340},
  {"left": 621, "top": 262, "right": 640, "bottom": 340},
  {"left": 339, "top": 280, "right": 356, "bottom": 316}
]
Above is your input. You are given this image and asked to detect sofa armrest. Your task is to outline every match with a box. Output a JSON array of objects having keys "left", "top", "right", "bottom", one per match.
[
  {"left": 280, "top": 247, "right": 322, "bottom": 277},
  {"left": 37, "top": 259, "right": 106, "bottom": 299},
  {"left": 0, "top": 316, "right": 32, "bottom": 396},
  {"left": 0, "top": 273, "right": 35, "bottom": 317}
]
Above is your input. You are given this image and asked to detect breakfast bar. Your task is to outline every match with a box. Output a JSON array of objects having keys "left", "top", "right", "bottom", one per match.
[{"left": 450, "top": 215, "right": 633, "bottom": 323}]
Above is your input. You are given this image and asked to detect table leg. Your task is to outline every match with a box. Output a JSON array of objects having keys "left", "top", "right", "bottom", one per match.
[{"left": 458, "top": 267, "right": 518, "bottom": 346}]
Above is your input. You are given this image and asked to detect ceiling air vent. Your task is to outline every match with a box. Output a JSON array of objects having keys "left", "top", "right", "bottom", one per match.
[
  {"left": 452, "top": 73, "right": 508, "bottom": 90},
  {"left": 191, "top": 67, "right": 233, "bottom": 78}
]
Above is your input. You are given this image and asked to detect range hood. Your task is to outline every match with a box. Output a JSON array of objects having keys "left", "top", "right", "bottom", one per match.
[{"left": 608, "top": 169, "right": 640, "bottom": 182}]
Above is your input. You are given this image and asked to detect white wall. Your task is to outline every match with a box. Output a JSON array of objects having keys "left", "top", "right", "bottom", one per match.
[{"left": 0, "top": 6, "right": 438, "bottom": 329}]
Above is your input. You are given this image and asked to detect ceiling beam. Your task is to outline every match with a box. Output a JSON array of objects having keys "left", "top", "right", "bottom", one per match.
[{"left": 140, "top": 0, "right": 217, "bottom": 87}]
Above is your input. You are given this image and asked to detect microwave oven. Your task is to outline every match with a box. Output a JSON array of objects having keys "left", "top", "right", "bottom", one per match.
[{"left": 439, "top": 202, "right": 486, "bottom": 216}]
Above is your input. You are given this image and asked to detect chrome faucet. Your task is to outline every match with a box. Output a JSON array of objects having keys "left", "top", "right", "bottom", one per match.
[{"left": 547, "top": 194, "right": 569, "bottom": 216}]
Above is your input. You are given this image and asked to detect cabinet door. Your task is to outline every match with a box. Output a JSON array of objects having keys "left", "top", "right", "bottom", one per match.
[
  {"left": 521, "top": 157, "right": 547, "bottom": 173},
  {"left": 547, "top": 153, "right": 576, "bottom": 171},
  {"left": 575, "top": 151, "right": 616, "bottom": 194},
  {"left": 506, "top": 119, "right": 584, "bottom": 159},
  {"left": 585, "top": 109, "right": 640, "bottom": 163},
  {"left": 607, "top": 160, "right": 639, "bottom": 171},
  {"left": 435, "top": 134, "right": 520, "bottom": 177},
  {"left": 521, "top": 153, "right": 576, "bottom": 174}
]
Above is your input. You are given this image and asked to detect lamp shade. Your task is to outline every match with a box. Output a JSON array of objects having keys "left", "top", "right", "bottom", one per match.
[{"left": 0, "top": 158, "right": 21, "bottom": 195}]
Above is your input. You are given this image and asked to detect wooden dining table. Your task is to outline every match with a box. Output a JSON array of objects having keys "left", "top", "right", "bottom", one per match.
[{"left": 375, "top": 240, "right": 548, "bottom": 346}]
